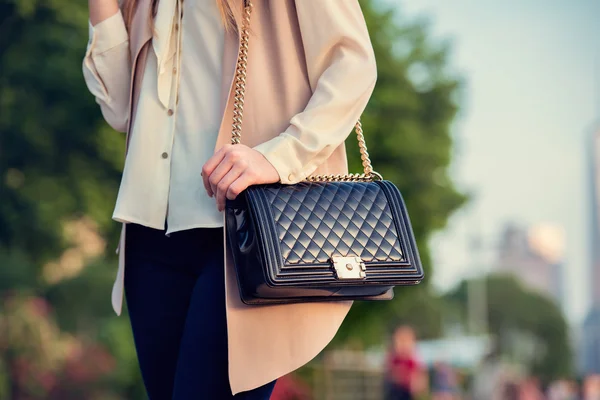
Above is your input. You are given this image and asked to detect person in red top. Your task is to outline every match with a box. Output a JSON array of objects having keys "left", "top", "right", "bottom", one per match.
[
  {"left": 384, "top": 325, "right": 428, "bottom": 400},
  {"left": 271, "top": 375, "right": 313, "bottom": 400}
]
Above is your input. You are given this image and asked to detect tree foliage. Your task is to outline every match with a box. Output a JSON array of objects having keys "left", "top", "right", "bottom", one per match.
[
  {"left": 0, "top": 0, "right": 124, "bottom": 264},
  {"left": 445, "top": 274, "right": 573, "bottom": 380}
]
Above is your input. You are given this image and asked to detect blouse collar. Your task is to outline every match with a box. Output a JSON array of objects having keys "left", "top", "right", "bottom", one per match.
[{"left": 153, "top": 0, "right": 181, "bottom": 108}]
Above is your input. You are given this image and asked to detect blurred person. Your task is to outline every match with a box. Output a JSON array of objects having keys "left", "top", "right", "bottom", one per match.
[
  {"left": 569, "top": 380, "right": 582, "bottom": 400},
  {"left": 431, "top": 361, "right": 460, "bottom": 400},
  {"left": 547, "top": 379, "right": 579, "bottom": 400},
  {"left": 502, "top": 381, "right": 520, "bottom": 400},
  {"left": 518, "top": 377, "right": 545, "bottom": 400},
  {"left": 270, "top": 375, "right": 313, "bottom": 400},
  {"left": 384, "top": 325, "right": 428, "bottom": 400},
  {"left": 584, "top": 374, "right": 600, "bottom": 400},
  {"left": 83, "top": 0, "right": 377, "bottom": 398}
]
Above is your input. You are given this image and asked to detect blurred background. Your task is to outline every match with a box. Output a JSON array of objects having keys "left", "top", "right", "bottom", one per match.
[{"left": 1, "top": 0, "right": 599, "bottom": 399}]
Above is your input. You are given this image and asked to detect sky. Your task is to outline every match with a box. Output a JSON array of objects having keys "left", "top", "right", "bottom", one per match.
[{"left": 382, "top": 0, "right": 600, "bottom": 323}]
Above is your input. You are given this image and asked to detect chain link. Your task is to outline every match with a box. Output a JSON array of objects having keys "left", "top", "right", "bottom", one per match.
[{"left": 230, "top": 1, "right": 381, "bottom": 182}]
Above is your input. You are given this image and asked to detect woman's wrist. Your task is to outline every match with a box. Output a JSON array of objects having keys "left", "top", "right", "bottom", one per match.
[{"left": 89, "top": 0, "right": 120, "bottom": 26}]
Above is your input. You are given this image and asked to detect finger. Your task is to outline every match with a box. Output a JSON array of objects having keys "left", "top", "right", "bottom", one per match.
[
  {"left": 226, "top": 173, "right": 253, "bottom": 201},
  {"left": 216, "top": 165, "right": 244, "bottom": 211},
  {"left": 202, "top": 170, "right": 211, "bottom": 197},
  {"left": 206, "top": 152, "right": 235, "bottom": 197},
  {"left": 209, "top": 156, "right": 235, "bottom": 197},
  {"left": 210, "top": 148, "right": 247, "bottom": 196},
  {"left": 202, "top": 145, "right": 230, "bottom": 196}
]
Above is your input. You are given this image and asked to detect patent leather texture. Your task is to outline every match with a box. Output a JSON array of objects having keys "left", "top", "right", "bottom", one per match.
[{"left": 225, "top": 180, "right": 424, "bottom": 305}]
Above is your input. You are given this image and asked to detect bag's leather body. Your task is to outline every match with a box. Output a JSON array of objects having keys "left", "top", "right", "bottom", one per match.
[{"left": 226, "top": 180, "right": 424, "bottom": 305}]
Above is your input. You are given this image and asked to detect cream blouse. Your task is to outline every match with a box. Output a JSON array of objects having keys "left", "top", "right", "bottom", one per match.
[{"left": 84, "top": 0, "right": 226, "bottom": 234}]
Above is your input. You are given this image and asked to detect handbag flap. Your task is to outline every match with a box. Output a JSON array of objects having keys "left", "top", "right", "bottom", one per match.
[
  {"left": 268, "top": 182, "right": 403, "bottom": 264},
  {"left": 245, "top": 181, "right": 422, "bottom": 278}
]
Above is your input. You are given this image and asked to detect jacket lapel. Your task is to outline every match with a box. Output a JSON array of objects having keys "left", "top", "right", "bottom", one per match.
[
  {"left": 125, "top": 0, "right": 153, "bottom": 136},
  {"left": 129, "top": 0, "right": 153, "bottom": 62}
]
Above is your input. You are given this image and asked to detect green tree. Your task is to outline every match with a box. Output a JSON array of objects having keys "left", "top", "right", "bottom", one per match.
[
  {"left": 1, "top": 3, "right": 135, "bottom": 397},
  {"left": 0, "top": 0, "right": 124, "bottom": 264},
  {"left": 445, "top": 274, "right": 573, "bottom": 380}
]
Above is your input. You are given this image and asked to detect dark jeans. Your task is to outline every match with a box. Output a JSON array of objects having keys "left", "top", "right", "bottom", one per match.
[
  {"left": 384, "top": 382, "right": 413, "bottom": 400},
  {"left": 124, "top": 223, "right": 276, "bottom": 400}
]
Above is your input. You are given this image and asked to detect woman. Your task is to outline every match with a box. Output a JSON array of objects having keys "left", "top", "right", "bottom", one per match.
[
  {"left": 83, "top": 0, "right": 377, "bottom": 398},
  {"left": 384, "top": 326, "right": 428, "bottom": 400}
]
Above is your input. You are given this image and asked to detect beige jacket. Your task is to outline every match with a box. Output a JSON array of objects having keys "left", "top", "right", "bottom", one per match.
[{"left": 87, "top": 0, "right": 377, "bottom": 394}]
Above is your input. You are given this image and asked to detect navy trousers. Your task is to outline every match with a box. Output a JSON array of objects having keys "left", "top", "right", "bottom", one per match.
[{"left": 124, "top": 223, "right": 276, "bottom": 400}]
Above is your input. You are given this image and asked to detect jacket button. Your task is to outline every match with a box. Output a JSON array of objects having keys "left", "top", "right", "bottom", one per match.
[
  {"left": 288, "top": 173, "right": 295, "bottom": 182},
  {"left": 167, "top": 109, "right": 174, "bottom": 116},
  {"left": 161, "top": 152, "right": 169, "bottom": 159}
]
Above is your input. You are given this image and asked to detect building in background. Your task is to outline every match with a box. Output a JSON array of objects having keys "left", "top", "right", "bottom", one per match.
[
  {"left": 581, "top": 128, "right": 600, "bottom": 375},
  {"left": 589, "top": 128, "right": 600, "bottom": 307},
  {"left": 494, "top": 222, "right": 565, "bottom": 307}
]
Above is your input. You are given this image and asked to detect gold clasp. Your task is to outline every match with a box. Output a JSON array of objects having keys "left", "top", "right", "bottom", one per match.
[{"left": 331, "top": 256, "right": 367, "bottom": 280}]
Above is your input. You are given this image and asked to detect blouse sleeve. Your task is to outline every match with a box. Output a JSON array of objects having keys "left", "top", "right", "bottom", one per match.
[
  {"left": 82, "top": 10, "right": 132, "bottom": 132},
  {"left": 253, "top": 0, "right": 377, "bottom": 184}
]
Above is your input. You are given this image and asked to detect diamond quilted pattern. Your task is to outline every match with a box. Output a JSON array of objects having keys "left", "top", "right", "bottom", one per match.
[{"left": 263, "top": 182, "right": 404, "bottom": 265}]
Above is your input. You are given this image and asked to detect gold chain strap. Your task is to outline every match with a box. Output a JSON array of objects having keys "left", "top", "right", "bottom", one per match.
[
  {"left": 230, "top": 1, "right": 381, "bottom": 182},
  {"left": 230, "top": 1, "right": 252, "bottom": 145}
]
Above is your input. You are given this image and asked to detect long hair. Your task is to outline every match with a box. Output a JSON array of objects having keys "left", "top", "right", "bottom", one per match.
[{"left": 121, "top": 0, "right": 239, "bottom": 31}]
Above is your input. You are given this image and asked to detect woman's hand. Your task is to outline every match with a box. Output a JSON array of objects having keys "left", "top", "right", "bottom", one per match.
[{"left": 202, "top": 144, "right": 280, "bottom": 211}]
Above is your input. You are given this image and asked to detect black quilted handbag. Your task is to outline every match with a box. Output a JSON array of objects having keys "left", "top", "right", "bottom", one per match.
[{"left": 225, "top": 1, "right": 424, "bottom": 305}]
